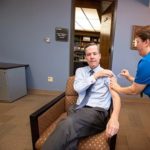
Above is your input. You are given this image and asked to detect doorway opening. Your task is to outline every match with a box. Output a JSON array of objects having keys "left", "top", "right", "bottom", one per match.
[{"left": 70, "top": 0, "right": 117, "bottom": 75}]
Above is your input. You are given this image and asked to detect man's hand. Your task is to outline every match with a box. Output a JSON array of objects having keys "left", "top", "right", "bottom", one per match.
[
  {"left": 106, "top": 116, "right": 119, "bottom": 138},
  {"left": 94, "top": 69, "right": 113, "bottom": 80}
]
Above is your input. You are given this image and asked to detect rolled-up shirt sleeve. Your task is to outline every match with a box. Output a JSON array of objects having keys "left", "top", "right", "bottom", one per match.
[{"left": 73, "top": 68, "right": 96, "bottom": 94}]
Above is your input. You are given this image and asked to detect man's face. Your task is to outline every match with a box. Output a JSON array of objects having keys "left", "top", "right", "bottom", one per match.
[{"left": 85, "top": 45, "right": 101, "bottom": 69}]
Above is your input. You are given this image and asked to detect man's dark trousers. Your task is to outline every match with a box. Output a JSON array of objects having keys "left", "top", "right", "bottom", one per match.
[{"left": 42, "top": 105, "right": 108, "bottom": 150}]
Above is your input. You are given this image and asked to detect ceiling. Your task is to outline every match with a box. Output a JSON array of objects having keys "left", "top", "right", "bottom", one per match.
[
  {"left": 75, "top": 0, "right": 114, "bottom": 32},
  {"left": 75, "top": 7, "right": 101, "bottom": 32}
]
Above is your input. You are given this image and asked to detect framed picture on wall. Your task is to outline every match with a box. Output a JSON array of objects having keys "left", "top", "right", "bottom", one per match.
[
  {"left": 131, "top": 25, "right": 150, "bottom": 50},
  {"left": 131, "top": 25, "right": 143, "bottom": 50}
]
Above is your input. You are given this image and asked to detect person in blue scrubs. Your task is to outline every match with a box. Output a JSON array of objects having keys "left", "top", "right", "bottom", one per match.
[{"left": 110, "top": 28, "right": 150, "bottom": 97}]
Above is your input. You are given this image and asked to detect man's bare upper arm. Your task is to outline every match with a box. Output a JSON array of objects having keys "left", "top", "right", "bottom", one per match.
[{"left": 109, "top": 85, "right": 120, "bottom": 99}]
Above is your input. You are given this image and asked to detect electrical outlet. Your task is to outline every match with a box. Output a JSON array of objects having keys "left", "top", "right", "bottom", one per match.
[{"left": 48, "top": 76, "right": 53, "bottom": 82}]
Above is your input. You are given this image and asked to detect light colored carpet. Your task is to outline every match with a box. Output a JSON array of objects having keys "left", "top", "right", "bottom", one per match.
[
  {"left": 0, "top": 93, "right": 150, "bottom": 150},
  {"left": 116, "top": 96, "right": 150, "bottom": 150},
  {"left": 0, "top": 93, "right": 61, "bottom": 150}
]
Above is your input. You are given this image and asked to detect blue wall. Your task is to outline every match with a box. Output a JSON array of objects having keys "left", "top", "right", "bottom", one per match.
[
  {"left": 0, "top": 0, "right": 150, "bottom": 92},
  {"left": 0, "top": 0, "right": 72, "bottom": 91},
  {"left": 112, "top": 0, "right": 150, "bottom": 87}
]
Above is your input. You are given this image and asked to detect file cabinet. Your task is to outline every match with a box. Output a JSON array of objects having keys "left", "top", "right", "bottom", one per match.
[{"left": 0, "top": 63, "right": 28, "bottom": 102}]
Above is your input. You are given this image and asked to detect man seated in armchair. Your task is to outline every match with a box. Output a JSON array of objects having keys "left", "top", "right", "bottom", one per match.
[{"left": 42, "top": 43, "right": 121, "bottom": 150}]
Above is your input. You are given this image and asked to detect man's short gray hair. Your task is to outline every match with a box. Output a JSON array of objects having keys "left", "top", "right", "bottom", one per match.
[{"left": 84, "top": 43, "right": 100, "bottom": 54}]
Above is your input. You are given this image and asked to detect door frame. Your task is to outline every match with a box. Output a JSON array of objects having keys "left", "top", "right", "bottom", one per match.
[{"left": 69, "top": 0, "right": 118, "bottom": 75}]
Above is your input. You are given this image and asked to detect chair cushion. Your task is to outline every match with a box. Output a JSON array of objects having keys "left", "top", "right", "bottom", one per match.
[
  {"left": 65, "top": 96, "right": 78, "bottom": 112},
  {"left": 35, "top": 113, "right": 67, "bottom": 150},
  {"left": 65, "top": 76, "right": 78, "bottom": 111},
  {"left": 78, "top": 131, "right": 109, "bottom": 150},
  {"left": 65, "top": 76, "right": 77, "bottom": 96},
  {"left": 36, "top": 112, "right": 109, "bottom": 150}
]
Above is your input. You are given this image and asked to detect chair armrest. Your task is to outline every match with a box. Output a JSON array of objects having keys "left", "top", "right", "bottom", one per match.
[
  {"left": 109, "top": 134, "right": 117, "bottom": 150},
  {"left": 30, "top": 92, "right": 65, "bottom": 150}
]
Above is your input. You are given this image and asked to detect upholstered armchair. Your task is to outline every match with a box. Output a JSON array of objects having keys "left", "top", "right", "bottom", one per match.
[{"left": 30, "top": 76, "right": 117, "bottom": 150}]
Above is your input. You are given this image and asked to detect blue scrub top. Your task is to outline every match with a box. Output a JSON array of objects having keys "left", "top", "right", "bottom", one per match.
[{"left": 134, "top": 53, "right": 150, "bottom": 97}]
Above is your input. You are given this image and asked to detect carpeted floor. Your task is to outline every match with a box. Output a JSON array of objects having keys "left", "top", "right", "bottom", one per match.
[
  {"left": 0, "top": 93, "right": 150, "bottom": 150},
  {"left": 0, "top": 92, "right": 61, "bottom": 150},
  {"left": 116, "top": 96, "right": 150, "bottom": 150}
]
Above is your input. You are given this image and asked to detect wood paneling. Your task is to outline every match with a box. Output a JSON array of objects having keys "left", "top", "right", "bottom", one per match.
[{"left": 100, "top": 5, "right": 113, "bottom": 68}]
